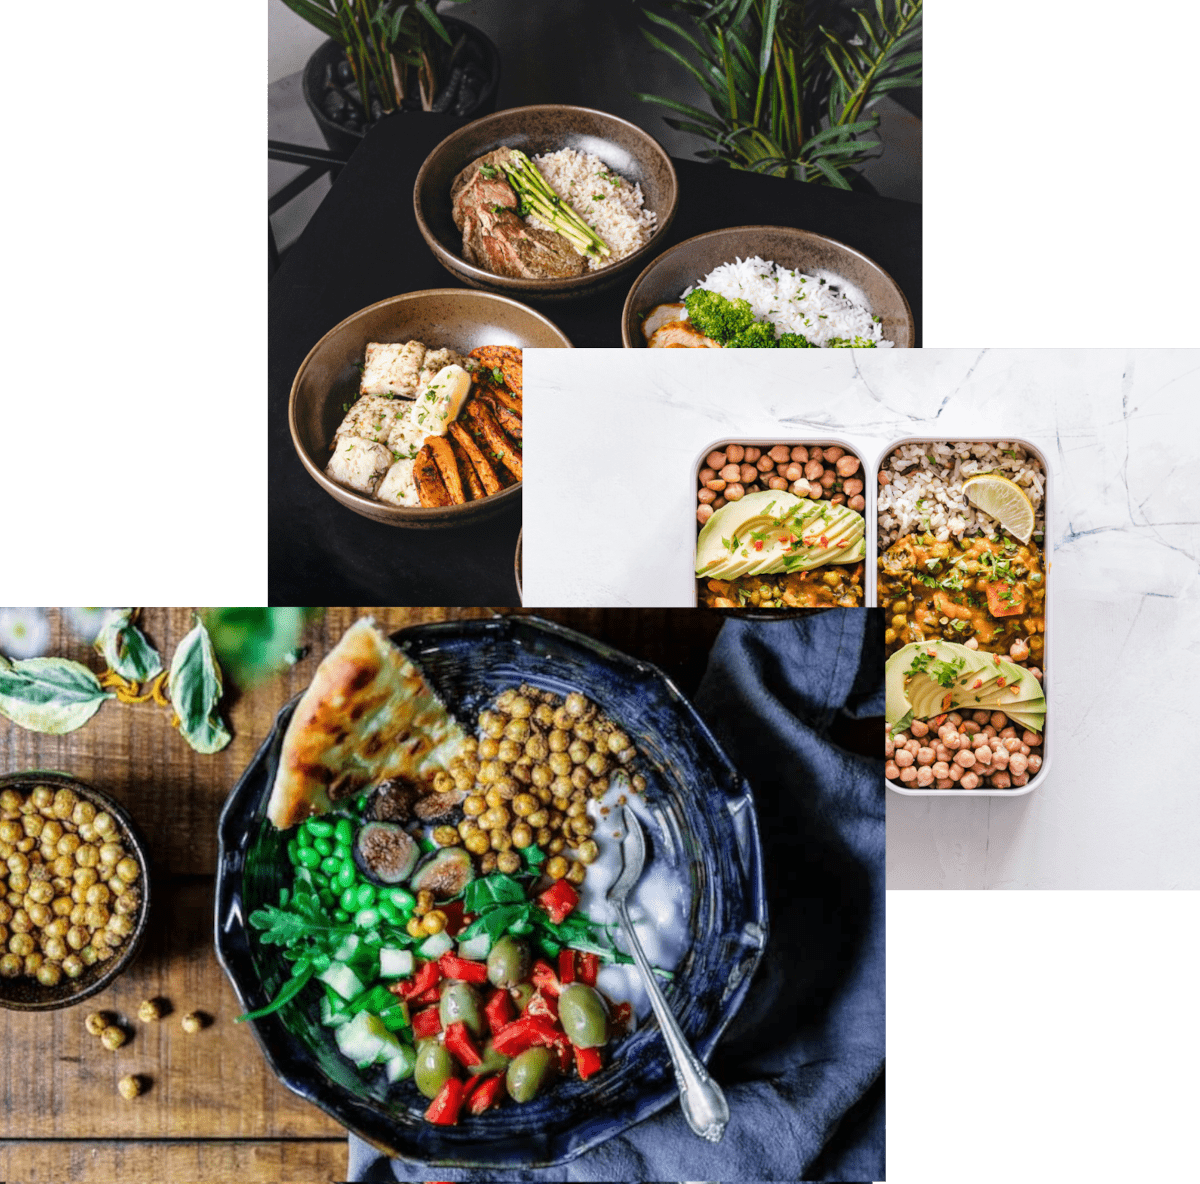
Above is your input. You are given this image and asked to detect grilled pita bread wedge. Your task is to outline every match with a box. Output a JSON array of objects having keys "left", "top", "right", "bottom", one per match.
[
  {"left": 413, "top": 444, "right": 453, "bottom": 507},
  {"left": 469, "top": 345, "right": 522, "bottom": 397},
  {"left": 266, "top": 618, "right": 465, "bottom": 829},
  {"left": 426, "top": 436, "right": 467, "bottom": 504},
  {"left": 449, "top": 421, "right": 503, "bottom": 495},
  {"left": 465, "top": 400, "right": 522, "bottom": 482}
]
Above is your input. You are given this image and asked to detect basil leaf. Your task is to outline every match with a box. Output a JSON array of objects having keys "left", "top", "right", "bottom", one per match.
[
  {"left": 0, "top": 655, "right": 113, "bottom": 734},
  {"left": 94, "top": 609, "right": 163, "bottom": 683},
  {"left": 168, "top": 616, "right": 231, "bottom": 754},
  {"left": 483, "top": 904, "right": 528, "bottom": 940}
]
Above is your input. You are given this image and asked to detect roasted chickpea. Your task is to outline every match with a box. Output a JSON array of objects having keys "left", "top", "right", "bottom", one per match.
[
  {"left": 530, "top": 764, "right": 553, "bottom": 789},
  {"left": 79, "top": 945, "right": 99, "bottom": 966},
  {"left": 490, "top": 830, "right": 513, "bottom": 852},
  {"left": 406, "top": 917, "right": 425, "bottom": 938},
  {"left": 27, "top": 902, "right": 52, "bottom": 928},
  {"left": 567, "top": 740, "right": 590, "bottom": 765},
  {"left": 546, "top": 855, "right": 569, "bottom": 880},
  {"left": 56, "top": 833, "right": 81, "bottom": 858},
  {"left": 432, "top": 825, "right": 460, "bottom": 847},
  {"left": 509, "top": 695, "right": 532, "bottom": 720},
  {"left": 526, "top": 809, "right": 549, "bottom": 830},
  {"left": 9, "top": 932, "right": 35, "bottom": 957},
  {"left": 138, "top": 998, "right": 164, "bottom": 1023},
  {"left": 497, "top": 739, "right": 522, "bottom": 764},
  {"left": 511, "top": 822, "right": 534, "bottom": 849},
  {"left": 548, "top": 752, "right": 572, "bottom": 777},
  {"left": 113, "top": 891, "right": 140, "bottom": 917},
  {"left": 462, "top": 794, "right": 486, "bottom": 817},
  {"left": 547, "top": 729, "right": 569, "bottom": 754},
  {"left": 547, "top": 837, "right": 566, "bottom": 855},
  {"left": 465, "top": 831, "right": 490, "bottom": 856},
  {"left": 565, "top": 861, "right": 587, "bottom": 886},
  {"left": 0, "top": 790, "right": 20, "bottom": 813},
  {"left": 42, "top": 936, "right": 67, "bottom": 962},
  {"left": 0, "top": 953, "right": 22, "bottom": 977},
  {"left": 118, "top": 1074, "right": 144, "bottom": 1100},
  {"left": 9, "top": 909, "right": 31, "bottom": 934},
  {"left": 479, "top": 852, "right": 498, "bottom": 875},
  {"left": 421, "top": 910, "right": 448, "bottom": 935},
  {"left": 577, "top": 840, "right": 599, "bottom": 864},
  {"left": 496, "top": 851, "right": 522, "bottom": 875},
  {"left": 37, "top": 962, "right": 62, "bottom": 987},
  {"left": 73, "top": 867, "right": 98, "bottom": 890},
  {"left": 21, "top": 814, "right": 44, "bottom": 839},
  {"left": 478, "top": 737, "right": 500, "bottom": 760},
  {"left": 52, "top": 789, "right": 79, "bottom": 819}
]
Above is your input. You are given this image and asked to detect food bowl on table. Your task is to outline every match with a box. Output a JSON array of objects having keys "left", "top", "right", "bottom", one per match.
[
  {"left": 414, "top": 105, "right": 679, "bottom": 302},
  {"left": 621, "top": 226, "right": 915, "bottom": 348},
  {"left": 290, "top": 289, "right": 569, "bottom": 529},
  {"left": 215, "top": 615, "right": 767, "bottom": 1168},
  {"left": 0, "top": 772, "right": 151, "bottom": 1012}
]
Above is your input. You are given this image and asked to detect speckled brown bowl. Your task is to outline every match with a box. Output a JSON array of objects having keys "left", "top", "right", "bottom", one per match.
[
  {"left": 414, "top": 105, "right": 678, "bottom": 302},
  {"left": 0, "top": 772, "right": 151, "bottom": 1012},
  {"left": 621, "top": 225, "right": 914, "bottom": 347},
  {"left": 289, "top": 289, "right": 570, "bottom": 529}
]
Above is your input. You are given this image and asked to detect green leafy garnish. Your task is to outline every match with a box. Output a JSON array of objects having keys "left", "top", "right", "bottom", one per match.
[{"left": 167, "top": 616, "right": 231, "bottom": 754}]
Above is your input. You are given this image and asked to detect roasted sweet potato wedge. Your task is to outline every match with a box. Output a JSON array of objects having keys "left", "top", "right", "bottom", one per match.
[
  {"left": 469, "top": 345, "right": 522, "bottom": 398},
  {"left": 413, "top": 445, "right": 453, "bottom": 507},
  {"left": 425, "top": 436, "right": 467, "bottom": 504},
  {"left": 465, "top": 399, "right": 522, "bottom": 482},
  {"left": 481, "top": 392, "right": 522, "bottom": 441},
  {"left": 452, "top": 436, "right": 486, "bottom": 500},
  {"left": 477, "top": 377, "right": 521, "bottom": 414},
  {"left": 449, "top": 421, "right": 503, "bottom": 495}
]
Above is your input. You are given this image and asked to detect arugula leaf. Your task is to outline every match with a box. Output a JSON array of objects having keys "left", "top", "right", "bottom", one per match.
[{"left": 235, "top": 961, "right": 315, "bottom": 1023}]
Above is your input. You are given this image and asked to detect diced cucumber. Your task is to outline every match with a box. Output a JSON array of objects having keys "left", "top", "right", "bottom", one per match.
[
  {"left": 379, "top": 948, "right": 414, "bottom": 979},
  {"left": 384, "top": 1043, "right": 416, "bottom": 1083},
  {"left": 318, "top": 961, "right": 364, "bottom": 1001},
  {"left": 348, "top": 983, "right": 397, "bottom": 1017},
  {"left": 380, "top": 1002, "right": 411, "bottom": 1032},
  {"left": 417, "top": 931, "right": 454, "bottom": 960},
  {"left": 320, "top": 994, "right": 351, "bottom": 1028},
  {"left": 332, "top": 933, "right": 361, "bottom": 964},
  {"left": 456, "top": 933, "right": 491, "bottom": 961},
  {"left": 335, "top": 1011, "right": 386, "bottom": 1067}
]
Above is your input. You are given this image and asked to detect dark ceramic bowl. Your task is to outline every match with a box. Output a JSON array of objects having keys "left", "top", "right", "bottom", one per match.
[
  {"left": 215, "top": 616, "right": 766, "bottom": 1168},
  {"left": 514, "top": 528, "right": 522, "bottom": 604},
  {"left": 0, "top": 772, "right": 151, "bottom": 1012},
  {"left": 621, "top": 225, "right": 915, "bottom": 347},
  {"left": 289, "top": 289, "right": 570, "bottom": 529},
  {"left": 414, "top": 105, "right": 679, "bottom": 302}
]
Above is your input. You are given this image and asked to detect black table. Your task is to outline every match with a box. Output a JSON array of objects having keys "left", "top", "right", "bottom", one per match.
[{"left": 269, "top": 113, "right": 921, "bottom": 605}]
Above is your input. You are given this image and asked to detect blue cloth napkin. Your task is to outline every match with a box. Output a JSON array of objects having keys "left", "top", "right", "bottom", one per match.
[{"left": 350, "top": 609, "right": 884, "bottom": 1182}]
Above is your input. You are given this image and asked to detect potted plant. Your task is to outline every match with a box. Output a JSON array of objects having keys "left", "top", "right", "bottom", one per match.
[
  {"left": 280, "top": 1, "right": 502, "bottom": 156},
  {"left": 634, "top": 0, "right": 921, "bottom": 189}
]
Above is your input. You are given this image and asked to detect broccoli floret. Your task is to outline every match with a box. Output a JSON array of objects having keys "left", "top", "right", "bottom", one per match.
[
  {"left": 683, "top": 289, "right": 756, "bottom": 343},
  {"left": 826, "top": 335, "right": 878, "bottom": 348},
  {"left": 726, "top": 321, "right": 779, "bottom": 349},
  {"left": 777, "top": 332, "right": 814, "bottom": 348}
]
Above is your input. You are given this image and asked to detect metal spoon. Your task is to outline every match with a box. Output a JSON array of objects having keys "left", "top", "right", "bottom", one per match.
[{"left": 607, "top": 805, "right": 730, "bottom": 1143}]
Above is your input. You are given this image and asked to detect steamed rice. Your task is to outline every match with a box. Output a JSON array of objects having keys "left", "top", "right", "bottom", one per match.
[
  {"left": 684, "top": 256, "right": 891, "bottom": 347},
  {"left": 526, "top": 148, "right": 656, "bottom": 271},
  {"left": 878, "top": 442, "right": 1045, "bottom": 548}
]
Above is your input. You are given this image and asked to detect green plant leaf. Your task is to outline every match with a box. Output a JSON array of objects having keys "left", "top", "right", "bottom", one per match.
[
  {"left": 413, "top": 1, "right": 451, "bottom": 44},
  {"left": 0, "top": 655, "right": 113, "bottom": 734},
  {"left": 276, "top": 0, "right": 342, "bottom": 43},
  {"left": 94, "top": 609, "right": 162, "bottom": 684},
  {"left": 168, "top": 616, "right": 232, "bottom": 754},
  {"left": 758, "top": 0, "right": 783, "bottom": 74},
  {"left": 811, "top": 156, "right": 853, "bottom": 188}
]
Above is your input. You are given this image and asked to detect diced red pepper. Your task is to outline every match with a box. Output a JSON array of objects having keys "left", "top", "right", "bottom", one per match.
[
  {"left": 530, "top": 959, "right": 561, "bottom": 997},
  {"left": 438, "top": 953, "right": 490, "bottom": 984},
  {"left": 398, "top": 960, "right": 441, "bottom": 1001},
  {"left": 491, "top": 1016, "right": 562, "bottom": 1057},
  {"left": 412, "top": 984, "right": 442, "bottom": 1006},
  {"left": 485, "top": 988, "right": 514, "bottom": 1036},
  {"left": 985, "top": 579, "right": 1025, "bottom": 617},
  {"left": 558, "top": 949, "right": 576, "bottom": 984},
  {"left": 465, "top": 1073, "right": 505, "bottom": 1115},
  {"left": 574, "top": 1044, "right": 603, "bottom": 1081},
  {"left": 411, "top": 1005, "right": 442, "bottom": 1040},
  {"left": 536, "top": 880, "right": 579, "bottom": 924},
  {"left": 523, "top": 989, "right": 558, "bottom": 1022},
  {"left": 439, "top": 900, "right": 466, "bottom": 936},
  {"left": 609, "top": 1000, "right": 633, "bottom": 1038},
  {"left": 424, "top": 1077, "right": 465, "bottom": 1126},
  {"left": 577, "top": 952, "right": 599, "bottom": 987},
  {"left": 443, "top": 1020, "right": 483, "bottom": 1069},
  {"left": 551, "top": 1036, "right": 573, "bottom": 1074}
]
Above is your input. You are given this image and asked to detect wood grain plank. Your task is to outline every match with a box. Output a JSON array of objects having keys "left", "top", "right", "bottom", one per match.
[{"left": 0, "top": 1139, "right": 347, "bottom": 1184}]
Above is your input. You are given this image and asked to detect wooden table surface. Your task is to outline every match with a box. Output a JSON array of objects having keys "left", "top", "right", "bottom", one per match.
[{"left": 0, "top": 607, "right": 729, "bottom": 1184}]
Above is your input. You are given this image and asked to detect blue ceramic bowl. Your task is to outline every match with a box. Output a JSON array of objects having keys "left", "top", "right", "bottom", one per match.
[{"left": 215, "top": 615, "right": 767, "bottom": 1168}]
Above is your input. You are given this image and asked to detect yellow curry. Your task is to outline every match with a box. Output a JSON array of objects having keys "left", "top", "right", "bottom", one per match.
[
  {"left": 700, "top": 562, "right": 865, "bottom": 610},
  {"left": 878, "top": 534, "right": 1044, "bottom": 658}
]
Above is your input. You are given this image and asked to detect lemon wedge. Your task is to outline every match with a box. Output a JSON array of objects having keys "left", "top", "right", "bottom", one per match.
[{"left": 962, "top": 474, "right": 1035, "bottom": 542}]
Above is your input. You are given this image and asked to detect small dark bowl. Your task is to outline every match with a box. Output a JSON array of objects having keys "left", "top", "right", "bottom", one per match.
[
  {"left": 414, "top": 105, "right": 679, "bottom": 302},
  {"left": 289, "top": 289, "right": 570, "bottom": 529},
  {"left": 622, "top": 225, "right": 915, "bottom": 347},
  {"left": 215, "top": 615, "right": 766, "bottom": 1168},
  {"left": 0, "top": 772, "right": 151, "bottom": 1012}
]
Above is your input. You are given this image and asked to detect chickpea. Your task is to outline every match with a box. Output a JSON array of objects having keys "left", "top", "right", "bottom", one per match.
[
  {"left": 0, "top": 821, "right": 19, "bottom": 844},
  {"left": 432, "top": 826, "right": 460, "bottom": 848},
  {"left": 893, "top": 749, "right": 914, "bottom": 768},
  {"left": 566, "top": 740, "right": 589, "bottom": 766},
  {"left": 546, "top": 856, "right": 569, "bottom": 880},
  {"left": 915, "top": 766, "right": 935, "bottom": 787},
  {"left": 0, "top": 790, "right": 20, "bottom": 812},
  {"left": 421, "top": 910, "right": 448, "bottom": 935},
  {"left": 37, "top": 962, "right": 62, "bottom": 987},
  {"left": 113, "top": 891, "right": 140, "bottom": 917},
  {"left": 527, "top": 809, "right": 549, "bottom": 830},
  {"left": 569, "top": 766, "right": 592, "bottom": 792},
  {"left": 462, "top": 794, "right": 486, "bottom": 818},
  {"left": 547, "top": 837, "right": 566, "bottom": 855},
  {"left": 478, "top": 737, "right": 500, "bottom": 761},
  {"left": 27, "top": 902, "right": 52, "bottom": 928},
  {"left": 7, "top": 852, "right": 29, "bottom": 876},
  {"left": 479, "top": 852, "right": 498, "bottom": 875},
  {"left": 52, "top": 789, "right": 79, "bottom": 819},
  {"left": 30, "top": 787, "right": 53, "bottom": 810},
  {"left": 497, "top": 739, "right": 521, "bottom": 764},
  {"left": 511, "top": 822, "right": 534, "bottom": 849},
  {"left": 535, "top": 827, "right": 553, "bottom": 848},
  {"left": 631, "top": 775, "right": 647, "bottom": 793},
  {"left": 496, "top": 851, "right": 522, "bottom": 875},
  {"left": 26, "top": 880, "right": 53, "bottom": 905},
  {"left": 490, "top": 830, "right": 513, "bottom": 852},
  {"left": 959, "top": 772, "right": 981, "bottom": 790},
  {"left": 953, "top": 750, "right": 976, "bottom": 769},
  {"left": 565, "top": 861, "right": 587, "bottom": 886},
  {"left": 511, "top": 793, "right": 537, "bottom": 818},
  {"left": 898, "top": 766, "right": 917, "bottom": 782},
  {"left": 85, "top": 883, "right": 111, "bottom": 907},
  {"left": 79, "top": 945, "right": 99, "bottom": 966},
  {"left": 85, "top": 1011, "right": 110, "bottom": 1036},
  {"left": 531, "top": 764, "right": 553, "bottom": 789},
  {"left": 533, "top": 703, "right": 555, "bottom": 727},
  {"left": 118, "top": 1074, "right": 144, "bottom": 1101},
  {"left": 835, "top": 455, "right": 861, "bottom": 477},
  {"left": 576, "top": 840, "right": 600, "bottom": 865},
  {"left": 180, "top": 1012, "right": 204, "bottom": 1035},
  {"left": 138, "top": 999, "right": 164, "bottom": 1023},
  {"left": 406, "top": 917, "right": 425, "bottom": 938},
  {"left": 56, "top": 833, "right": 81, "bottom": 858},
  {"left": 0, "top": 953, "right": 21, "bottom": 977},
  {"left": 21, "top": 814, "right": 44, "bottom": 839},
  {"left": 523, "top": 734, "right": 546, "bottom": 761},
  {"left": 548, "top": 753, "right": 572, "bottom": 777},
  {"left": 465, "top": 831, "right": 490, "bottom": 855},
  {"left": 74, "top": 867, "right": 98, "bottom": 890}
]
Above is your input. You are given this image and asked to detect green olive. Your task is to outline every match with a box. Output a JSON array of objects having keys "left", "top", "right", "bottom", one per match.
[
  {"left": 477, "top": 1038, "right": 512, "bottom": 1077},
  {"left": 509, "top": 982, "right": 535, "bottom": 1014},
  {"left": 487, "top": 936, "right": 531, "bottom": 989},
  {"left": 557, "top": 983, "right": 609, "bottom": 1049},
  {"left": 439, "top": 980, "right": 484, "bottom": 1038},
  {"left": 505, "top": 1046, "right": 555, "bottom": 1104},
  {"left": 414, "top": 1040, "right": 456, "bottom": 1100}
]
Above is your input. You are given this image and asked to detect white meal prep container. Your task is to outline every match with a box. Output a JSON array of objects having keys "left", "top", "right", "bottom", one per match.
[
  {"left": 875, "top": 436, "right": 1052, "bottom": 797},
  {"left": 691, "top": 436, "right": 876, "bottom": 609}
]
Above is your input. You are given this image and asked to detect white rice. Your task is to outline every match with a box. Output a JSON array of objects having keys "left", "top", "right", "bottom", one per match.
[
  {"left": 682, "top": 256, "right": 891, "bottom": 347},
  {"left": 878, "top": 442, "right": 1045, "bottom": 548},
  {"left": 526, "top": 148, "right": 656, "bottom": 271}
]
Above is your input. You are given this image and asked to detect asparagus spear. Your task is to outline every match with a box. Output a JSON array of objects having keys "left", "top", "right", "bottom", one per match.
[{"left": 500, "top": 149, "right": 611, "bottom": 260}]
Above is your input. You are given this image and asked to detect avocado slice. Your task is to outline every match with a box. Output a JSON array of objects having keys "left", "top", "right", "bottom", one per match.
[{"left": 696, "top": 492, "right": 865, "bottom": 580}]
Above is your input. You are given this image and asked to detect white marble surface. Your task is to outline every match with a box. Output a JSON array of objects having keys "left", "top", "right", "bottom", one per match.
[{"left": 524, "top": 348, "right": 1200, "bottom": 888}]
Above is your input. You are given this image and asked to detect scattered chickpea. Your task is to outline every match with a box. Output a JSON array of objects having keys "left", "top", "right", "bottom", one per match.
[
  {"left": 100, "top": 1025, "right": 127, "bottom": 1051},
  {"left": 180, "top": 1012, "right": 204, "bottom": 1034},
  {"left": 138, "top": 998, "right": 164, "bottom": 1023},
  {"left": 118, "top": 1074, "right": 145, "bottom": 1101}
]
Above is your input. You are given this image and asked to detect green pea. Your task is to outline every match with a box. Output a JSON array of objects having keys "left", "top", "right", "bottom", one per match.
[
  {"left": 296, "top": 846, "right": 321, "bottom": 870},
  {"left": 336, "top": 864, "right": 357, "bottom": 890},
  {"left": 287, "top": 840, "right": 300, "bottom": 865},
  {"left": 296, "top": 828, "right": 313, "bottom": 848},
  {"left": 320, "top": 855, "right": 341, "bottom": 876},
  {"left": 333, "top": 909, "right": 350, "bottom": 924},
  {"left": 313, "top": 836, "right": 333, "bottom": 858},
  {"left": 340, "top": 886, "right": 359, "bottom": 914},
  {"left": 334, "top": 819, "right": 353, "bottom": 847},
  {"left": 311, "top": 872, "right": 329, "bottom": 889},
  {"left": 306, "top": 818, "right": 335, "bottom": 838},
  {"left": 354, "top": 907, "right": 380, "bottom": 928},
  {"left": 333, "top": 844, "right": 351, "bottom": 864},
  {"left": 318, "top": 890, "right": 337, "bottom": 909},
  {"left": 355, "top": 883, "right": 377, "bottom": 910},
  {"left": 378, "top": 900, "right": 402, "bottom": 925},
  {"left": 386, "top": 888, "right": 416, "bottom": 910}
]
